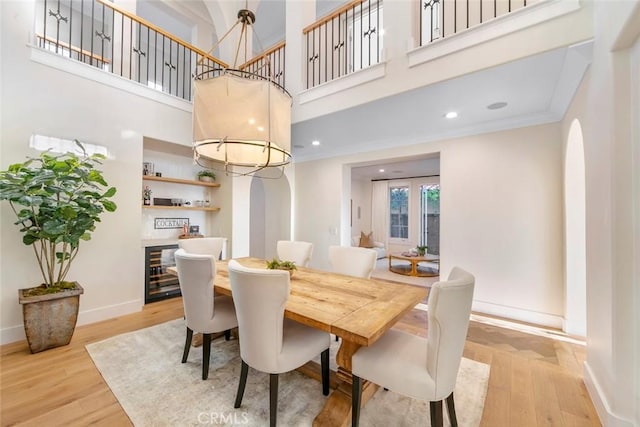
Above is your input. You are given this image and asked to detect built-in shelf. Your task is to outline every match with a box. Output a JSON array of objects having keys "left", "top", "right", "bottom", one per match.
[
  {"left": 142, "top": 205, "right": 221, "bottom": 212},
  {"left": 143, "top": 175, "right": 220, "bottom": 188}
]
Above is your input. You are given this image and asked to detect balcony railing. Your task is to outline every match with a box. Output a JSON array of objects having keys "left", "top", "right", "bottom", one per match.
[
  {"left": 239, "top": 41, "right": 286, "bottom": 90},
  {"left": 420, "top": 0, "right": 540, "bottom": 45},
  {"left": 303, "top": 0, "right": 383, "bottom": 89},
  {"left": 35, "top": 0, "right": 227, "bottom": 101}
]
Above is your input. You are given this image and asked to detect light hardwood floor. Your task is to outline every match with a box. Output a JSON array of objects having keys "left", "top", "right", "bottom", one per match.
[{"left": 0, "top": 297, "right": 600, "bottom": 426}]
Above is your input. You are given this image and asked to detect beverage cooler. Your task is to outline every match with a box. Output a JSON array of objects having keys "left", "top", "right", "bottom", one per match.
[{"left": 145, "top": 244, "right": 181, "bottom": 303}]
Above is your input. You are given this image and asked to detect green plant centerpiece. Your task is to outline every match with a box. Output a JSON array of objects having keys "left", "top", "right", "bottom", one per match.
[
  {"left": 197, "top": 170, "right": 216, "bottom": 182},
  {"left": 266, "top": 258, "right": 297, "bottom": 277},
  {"left": 0, "top": 142, "right": 117, "bottom": 352},
  {"left": 416, "top": 246, "right": 427, "bottom": 256}
]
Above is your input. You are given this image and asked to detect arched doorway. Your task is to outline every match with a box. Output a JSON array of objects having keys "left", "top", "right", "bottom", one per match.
[
  {"left": 249, "top": 171, "right": 292, "bottom": 260},
  {"left": 564, "top": 119, "right": 586, "bottom": 337}
]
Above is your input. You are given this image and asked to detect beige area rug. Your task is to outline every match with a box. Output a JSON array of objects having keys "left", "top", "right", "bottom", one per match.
[
  {"left": 86, "top": 319, "right": 489, "bottom": 427},
  {"left": 371, "top": 258, "right": 439, "bottom": 288}
]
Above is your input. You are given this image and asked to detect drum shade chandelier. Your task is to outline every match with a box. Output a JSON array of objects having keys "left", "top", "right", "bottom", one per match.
[{"left": 193, "top": 9, "right": 291, "bottom": 177}]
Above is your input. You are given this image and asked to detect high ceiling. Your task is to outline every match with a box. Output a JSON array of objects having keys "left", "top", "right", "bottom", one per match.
[{"left": 293, "top": 41, "right": 592, "bottom": 180}]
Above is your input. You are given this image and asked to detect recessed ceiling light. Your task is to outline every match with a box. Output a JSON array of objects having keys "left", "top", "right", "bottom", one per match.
[
  {"left": 379, "top": 169, "right": 385, "bottom": 173},
  {"left": 257, "top": 126, "right": 264, "bottom": 132},
  {"left": 487, "top": 101, "right": 508, "bottom": 110},
  {"left": 445, "top": 111, "right": 458, "bottom": 119},
  {"left": 311, "top": 140, "right": 320, "bottom": 146}
]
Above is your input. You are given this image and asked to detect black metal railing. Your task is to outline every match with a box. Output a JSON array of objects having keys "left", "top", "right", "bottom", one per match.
[
  {"left": 303, "top": 0, "right": 383, "bottom": 89},
  {"left": 420, "top": 0, "right": 539, "bottom": 45},
  {"left": 239, "top": 41, "right": 286, "bottom": 89},
  {"left": 35, "top": 0, "right": 227, "bottom": 101}
]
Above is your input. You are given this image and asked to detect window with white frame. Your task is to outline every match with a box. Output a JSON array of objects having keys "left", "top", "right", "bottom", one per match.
[{"left": 389, "top": 185, "right": 409, "bottom": 239}]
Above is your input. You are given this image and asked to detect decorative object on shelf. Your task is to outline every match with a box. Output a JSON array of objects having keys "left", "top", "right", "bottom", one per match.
[
  {"left": 192, "top": 8, "right": 291, "bottom": 178},
  {"left": 266, "top": 258, "right": 297, "bottom": 278},
  {"left": 416, "top": 245, "right": 427, "bottom": 256},
  {"left": 154, "top": 218, "right": 189, "bottom": 230},
  {"left": 179, "top": 223, "right": 203, "bottom": 239},
  {"left": 155, "top": 172, "right": 162, "bottom": 177},
  {"left": 153, "top": 197, "right": 173, "bottom": 206},
  {"left": 143, "top": 186, "right": 152, "bottom": 205},
  {"left": 143, "top": 161, "right": 154, "bottom": 176},
  {"left": 0, "top": 141, "right": 117, "bottom": 353},
  {"left": 196, "top": 170, "right": 216, "bottom": 182}
]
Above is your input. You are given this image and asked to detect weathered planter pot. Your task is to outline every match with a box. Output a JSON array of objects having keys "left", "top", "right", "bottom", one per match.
[{"left": 18, "top": 282, "right": 84, "bottom": 353}]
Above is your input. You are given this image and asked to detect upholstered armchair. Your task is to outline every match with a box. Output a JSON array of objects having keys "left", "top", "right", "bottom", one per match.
[
  {"left": 228, "top": 260, "right": 330, "bottom": 427},
  {"left": 351, "top": 267, "right": 475, "bottom": 427},
  {"left": 329, "top": 245, "right": 377, "bottom": 279},
  {"left": 276, "top": 240, "right": 313, "bottom": 267},
  {"left": 178, "top": 237, "right": 226, "bottom": 260},
  {"left": 173, "top": 249, "right": 238, "bottom": 380}
]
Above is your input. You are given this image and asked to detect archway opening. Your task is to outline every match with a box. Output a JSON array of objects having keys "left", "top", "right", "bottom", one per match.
[
  {"left": 249, "top": 171, "right": 292, "bottom": 260},
  {"left": 564, "top": 119, "right": 587, "bottom": 337}
]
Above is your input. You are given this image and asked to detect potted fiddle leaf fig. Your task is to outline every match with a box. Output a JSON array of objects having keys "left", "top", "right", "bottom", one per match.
[{"left": 0, "top": 141, "right": 117, "bottom": 353}]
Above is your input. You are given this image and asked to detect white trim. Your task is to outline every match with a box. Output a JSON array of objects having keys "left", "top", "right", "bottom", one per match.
[
  {"left": 77, "top": 299, "right": 143, "bottom": 326},
  {"left": 29, "top": 45, "right": 192, "bottom": 113},
  {"left": 472, "top": 300, "right": 564, "bottom": 329},
  {"left": 408, "top": 0, "right": 581, "bottom": 68},
  {"left": 298, "top": 61, "right": 386, "bottom": 105},
  {"left": 0, "top": 299, "right": 142, "bottom": 345},
  {"left": 584, "top": 362, "right": 635, "bottom": 427}
]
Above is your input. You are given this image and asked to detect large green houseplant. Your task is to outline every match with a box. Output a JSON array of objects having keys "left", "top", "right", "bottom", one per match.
[{"left": 0, "top": 142, "right": 117, "bottom": 352}]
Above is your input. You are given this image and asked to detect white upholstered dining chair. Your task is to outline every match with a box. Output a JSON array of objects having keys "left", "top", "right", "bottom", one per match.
[
  {"left": 328, "top": 245, "right": 377, "bottom": 279},
  {"left": 174, "top": 249, "right": 238, "bottom": 380},
  {"left": 227, "top": 260, "right": 331, "bottom": 427},
  {"left": 351, "top": 267, "right": 475, "bottom": 427},
  {"left": 276, "top": 240, "right": 313, "bottom": 267},
  {"left": 178, "top": 237, "right": 226, "bottom": 260}
]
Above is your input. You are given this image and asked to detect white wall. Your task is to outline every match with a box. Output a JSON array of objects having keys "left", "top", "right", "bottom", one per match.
[
  {"left": 295, "top": 122, "right": 564, "bottom": 327},
  {"left": 350, "top": 177, "right": 371, "bottom": 236},
  {"left": 0, "top": 0, "right": 224, "bottom": 344},
  {"left": 566, "top": 1, "right": 639, "bottom": 425}
]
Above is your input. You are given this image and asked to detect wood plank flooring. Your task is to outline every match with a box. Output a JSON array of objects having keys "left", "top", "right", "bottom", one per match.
[{"left": 0, "top": 297, "right": 601, "bottom": 426}]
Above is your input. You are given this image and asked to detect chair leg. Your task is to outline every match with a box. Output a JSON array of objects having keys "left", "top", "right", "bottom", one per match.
[
  {"left": 445, "top": 392, "right": 458, "bottom": 427},
  {"left": 320, "top": 348, "right": 329, "bottom": 396},
  {"left": 270, "top": 374, "right": 279, "bottom": 427},
  {"left": 182, "top": 327, "right": 193, "bottom": 363},
  {"left": 234, "top": 360, "right": 249, "bottom": 408},
  {"left": 430, "top": 400, "right": 443, "bottom": 427},
  {"left": 202, "top": 333, "right": 212, "bottom": 380},
  {"left": 352, "top": 375, "right": 362, "bottom": 427},
  {"left": 224, "top": 329, "right": 231, "bottom": 341}
]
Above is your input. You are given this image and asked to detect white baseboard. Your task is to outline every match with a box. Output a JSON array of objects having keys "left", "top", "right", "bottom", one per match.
[
  {"left": 0, "top": 299, "right": 142, "bottom": 346},
  {"left": 77, "top": 299, "right": 143, "bottom": 327},
  {"left": 583, "top": 362, "right": 635, "bottom": 427},
  {"left": 472, "top": 300, "right": 564, "bottom": 329}
]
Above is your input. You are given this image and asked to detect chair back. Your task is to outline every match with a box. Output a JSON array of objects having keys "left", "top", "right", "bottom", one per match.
[
  {"left": 174, "top": 249, "right": 218, "bottom": 332},
  {"left": 228, "top": 259, "right": 290, "bottom": 372},
  {"left": 426, "top": 267, "right": 475, "bottom": 399},
  {"left": 328, "top": 245, "right": 377, "bottom": 279},
  {"left": 276, "top": 240, "right": 313, "bottom": 267},
  {"left": 178, "top": 237, "right": 225, "bottom": 260}
]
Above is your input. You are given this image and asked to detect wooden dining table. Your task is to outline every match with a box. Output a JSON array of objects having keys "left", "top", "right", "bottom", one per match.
[{"left": 171, "top": 257, "right": 428, "bottom": 427}]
